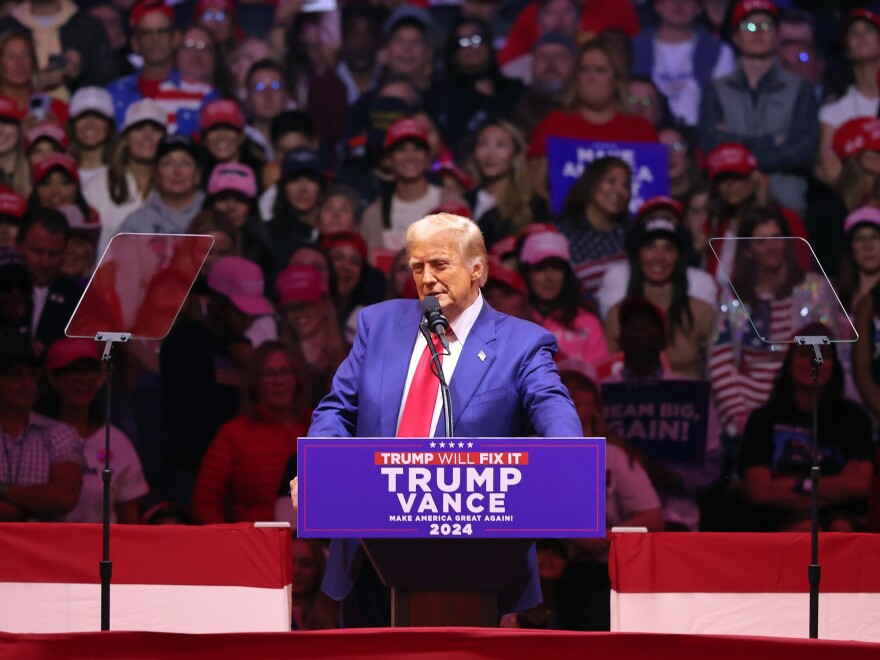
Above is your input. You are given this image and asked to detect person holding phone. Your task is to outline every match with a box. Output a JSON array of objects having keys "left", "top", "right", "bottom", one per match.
[
  {"left": 0, "top": 32, "right": 68, "bottom": 127},
  {"left": 0, "top": 0, "right": 118, "bottom": 96}
]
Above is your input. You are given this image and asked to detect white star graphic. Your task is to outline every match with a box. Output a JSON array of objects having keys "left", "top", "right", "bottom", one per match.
[
  {"left": 458, "top": 442, "right": 465, "bottom": 448},
  {"left": 467, "top": 442, "right": 474, "bottom": 448},
  {"left": 429, "top": 442, "right": 436, "bottom": 448},
  {"left": 439, "top": 442, "right": 446, "bottom": 448}
]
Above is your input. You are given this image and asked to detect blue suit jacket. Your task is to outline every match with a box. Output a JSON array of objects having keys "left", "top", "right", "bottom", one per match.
[{"left": 308, "top": 298, "right": 583, "bottom": 613}]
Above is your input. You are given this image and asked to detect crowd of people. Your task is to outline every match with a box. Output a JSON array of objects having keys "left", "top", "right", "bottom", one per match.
[{"left": 1, "top": 0, "right": 880, "bottom": 631}]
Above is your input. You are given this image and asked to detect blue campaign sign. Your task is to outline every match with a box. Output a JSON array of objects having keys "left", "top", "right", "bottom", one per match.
[
  {"left": 601, "top": 380, "right": 710, "bottom": 465},
  {"left": 546, "top": 137, "right": 670, "bottom": 216},
  {"left": 297, "top": 437, "right": 605, "bottom": 538}
]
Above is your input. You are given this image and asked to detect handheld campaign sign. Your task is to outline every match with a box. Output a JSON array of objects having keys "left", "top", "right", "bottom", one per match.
[
  {"left": 297, "top": 437, "right": 605, "bottom": 538},
  {"left": 546, "top": 137, "right": 669, "bottom": 216},
  {"left": 601, "top": 380, "right": 710, "bottom": 466}
]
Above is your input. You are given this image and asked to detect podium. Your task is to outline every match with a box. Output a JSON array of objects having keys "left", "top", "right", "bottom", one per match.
[
  {"left": 298, "top": 436, "right": 606, "bottom": 627},
  {"left": 361, "top": 538, "right": 533, "bottom": 626}
]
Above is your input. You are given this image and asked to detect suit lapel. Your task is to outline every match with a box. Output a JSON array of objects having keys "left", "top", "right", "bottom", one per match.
[
  {"left": 446, "top": 302, "right": 498, "bottom": 432},
  {"left": 378, "top": 302, "right": 422, "bottom": 437}
]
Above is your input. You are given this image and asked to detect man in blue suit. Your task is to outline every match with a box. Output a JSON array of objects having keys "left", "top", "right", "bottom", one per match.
[{"left": 306, "top": 212, "right": 583, "bottom": 626}]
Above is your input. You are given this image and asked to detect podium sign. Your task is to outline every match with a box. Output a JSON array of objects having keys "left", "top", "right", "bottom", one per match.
[{"left": 297, "top": 437, "right": 605, "bottom": 538}]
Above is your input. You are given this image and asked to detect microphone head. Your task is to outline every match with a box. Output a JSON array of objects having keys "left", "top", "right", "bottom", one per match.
[{"left": 422, "top": 295, "right": 441, "bottom": 316}]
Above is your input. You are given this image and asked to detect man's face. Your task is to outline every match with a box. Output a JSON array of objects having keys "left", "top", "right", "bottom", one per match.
[
  {"left": 531, "top": 43, "right": 574, "bottom": 95},
  {"left": 409, "top": 230, "right": 482, "bottom": 322},
  {"left": 343, "top": 15, "right": 378, "bottom": 71},
  {"left": 779, "top": 39, "right": 823, "bottom": 86},
  {"left": 385, "top": 25, "right": 431, "bottom": 80},
  {"left": 0, "top": 362, "right": 38, "bottom": 410},
  {"left": 22, "top": 223, "right": 66, "bottom": 287},
  {"left": 625, "top": 79, "right": 663, "bottom": 126},
  {"left": 537, "top": 0, "right": 579, "bottom": 40},
  {"left": 155, "top": 150, "right": 200, "bottom": 198},
  {"left": 132, "top": 11, "right": 178, "bottom": 68},
  {"left": 246, "top": 69, "right": 287, "bottom": 121},
  {"left": 177, "top": 27, "right": 216, "bottom": 84},
  {"left": 733, "top": 12, "right": 778, "bottom": 58}
]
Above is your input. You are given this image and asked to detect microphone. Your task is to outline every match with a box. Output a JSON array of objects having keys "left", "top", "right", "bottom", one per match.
[{"left": 421, "top": 295, "right": 450, "bottom": 352}]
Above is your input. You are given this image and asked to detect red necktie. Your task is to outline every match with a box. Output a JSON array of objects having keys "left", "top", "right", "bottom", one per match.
[{"left": 397, "top": 335, "right": 443, "bottom": 437}]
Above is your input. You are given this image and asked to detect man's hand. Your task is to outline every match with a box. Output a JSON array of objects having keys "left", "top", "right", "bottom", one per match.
[{"left": 290, "top": 476, "right": 298, "bottom": 519}]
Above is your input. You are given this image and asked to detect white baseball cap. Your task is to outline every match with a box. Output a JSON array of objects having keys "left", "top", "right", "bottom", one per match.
[
  {"left": 69, "top": 87, "right": 115, "bottom": 122},
  {"left": 121, "top": 99, "right": 166, "bottom": 133}
]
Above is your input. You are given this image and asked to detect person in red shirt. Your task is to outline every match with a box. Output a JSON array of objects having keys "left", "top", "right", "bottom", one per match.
[
  {"left": 191, "top": 341, "right": 311, "bottom": 524},
  {"left": 527, "top": 35, "right": 658, "bottom": 199}
]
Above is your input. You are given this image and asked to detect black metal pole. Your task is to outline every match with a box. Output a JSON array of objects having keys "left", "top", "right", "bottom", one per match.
[
  {"left": 808, "top": 353, "right": 821, "bottom": 639},
  {"left": 421, "top": 323, "right": 453, "bottom": 438},
  {"left": 100, "top": 344, "right": 114, "bottom": 631}
]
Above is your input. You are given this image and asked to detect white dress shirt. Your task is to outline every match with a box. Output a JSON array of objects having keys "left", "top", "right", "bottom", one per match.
[{"left": 396, "top": 293, "right": 485, "bottom": 437}]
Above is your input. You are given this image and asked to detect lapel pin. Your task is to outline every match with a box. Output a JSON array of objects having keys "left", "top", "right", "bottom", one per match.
[{"left": 478, "top": 350, "right": 486, "bottom": 362}]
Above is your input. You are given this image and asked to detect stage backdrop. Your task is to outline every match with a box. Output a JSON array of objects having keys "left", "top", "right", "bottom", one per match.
[
  {"left": 610, "top": 532, "right": 880, "bottom": 642},
  {"left": 0, "top": 523, "right": 292, "bottom": 633}
]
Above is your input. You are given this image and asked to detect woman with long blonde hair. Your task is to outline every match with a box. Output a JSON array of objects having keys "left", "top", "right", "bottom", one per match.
[
  {"left": 466, "top": 118, "right": 548, "bottom": 248},
  {"left": 82, "top": 99, "right": 166, "bottom": 255},
  {"left": 0, "top": 96, "right": 30, "bottom": 196}
]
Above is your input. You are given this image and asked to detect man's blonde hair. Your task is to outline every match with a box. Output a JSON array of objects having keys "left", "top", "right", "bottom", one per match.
[{"left": 406, "top": 213, "right": 488, "bottom": 286}]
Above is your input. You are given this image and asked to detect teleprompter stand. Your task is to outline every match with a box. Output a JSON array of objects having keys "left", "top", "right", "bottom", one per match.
[
  {"left": 794, "top": 333, "right": 830, "bottom": 640},
  {"left": 710, "top": 236, "right": 858, "bottom": 639},
  {"left": 65, "top": 233, "right": 214, "bottom": 630}
]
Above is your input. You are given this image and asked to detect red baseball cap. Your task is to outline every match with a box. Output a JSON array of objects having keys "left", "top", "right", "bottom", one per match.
[
  {"left": 0, "top": 187, "right": 27, "bottom": 221},
  {"left": 489, "top": 235, "right": 517, "bottom": 260},
  {"left": 842, "top": 9, "right": 880, "bottom": 39},
  {"left": 33, "top": 153, "right": 79, "bottom": 185},
  {"left": 832, "top": 117, "right": 880, "bottom": 160},
  {"left": 383, "top": 118, "right": 429, "bottom": 152},
  {"left": 706, "top": 143, "right": 758, "bottom": 179},
  {"left": 731, "top": 0, "right": 780, "bottom": 28},
  {"left": 636, "top": 195, "right": 683, "bottom": 222},
  {"left": 45, "top": 338, "right": 101, "bottom": 371},
  {"left": 484, "top": 256, "right": 526, "bottom": 295},
  {"left": 199, "top": 99, "right": 245, "bottom": 133},
  {"left": 0, "top": 96, "right": 25, "bottom": 123},
  {"left": 321, "top": 231, "right": 368, "bottom": 261},
  {"left": 129, "top": 0, "right": 174, "bottom": 30},
  {"left": 25, "top": 121, "right": 69, "bottom": 152},
  {"left": 276, "top": 264, "right": 329, "bottom": 306}
]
